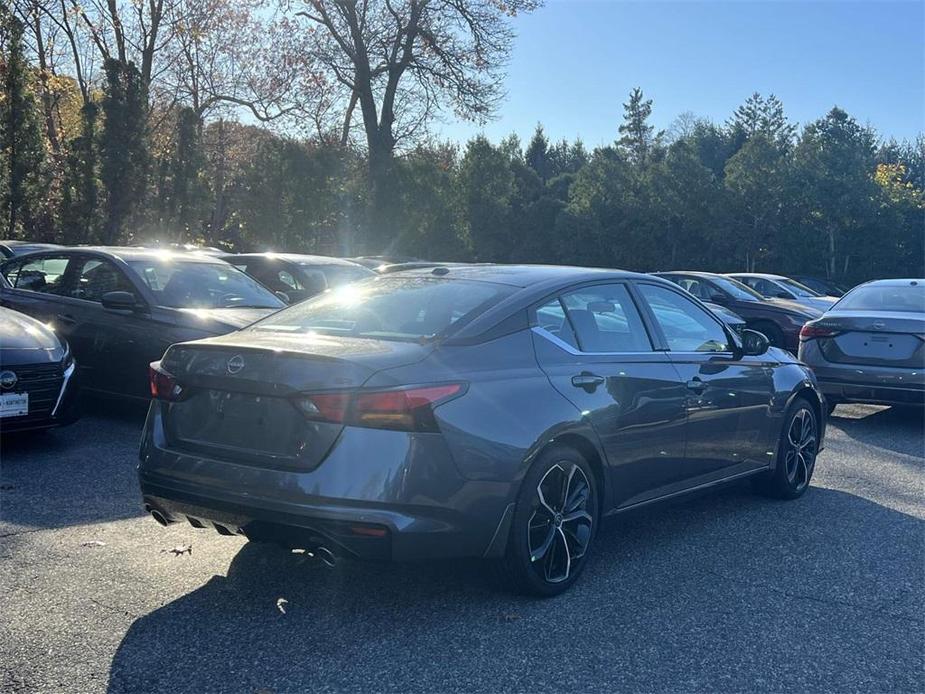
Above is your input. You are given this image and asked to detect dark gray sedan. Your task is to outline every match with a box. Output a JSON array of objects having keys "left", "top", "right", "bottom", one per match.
[
  {"left": 140, "top": 266, "right": 827, "bottom": 595},
  {"left": 799, "top": 279, "right": 925, "bottom": 411}
]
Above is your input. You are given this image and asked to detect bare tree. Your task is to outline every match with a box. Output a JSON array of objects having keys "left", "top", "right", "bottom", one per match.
[{"left": 282, "top": 0, "right": 540, "bottom": 171}]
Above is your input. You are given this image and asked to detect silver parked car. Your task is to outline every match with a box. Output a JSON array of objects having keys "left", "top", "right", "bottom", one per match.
[
  {"left": 798, "top": 279, "right": 925, "bottom": 412},
  {"left": 727, "top": 273, "right": 837, "bottom": 313}
]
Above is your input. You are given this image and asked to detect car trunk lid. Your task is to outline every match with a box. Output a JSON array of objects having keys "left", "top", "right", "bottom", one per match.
[
  {"left": 811, "top": 311, "right": 925, "bottom": 368},
  {"left": 157, "top": 331, "right": 433, "bottom": 469}
]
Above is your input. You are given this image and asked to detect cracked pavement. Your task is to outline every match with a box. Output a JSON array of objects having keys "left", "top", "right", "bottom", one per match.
[{"left": 0, "top": 401, "right": 922, "bottom": 693}]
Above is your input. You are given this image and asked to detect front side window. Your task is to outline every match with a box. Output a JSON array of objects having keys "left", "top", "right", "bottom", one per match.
[
  {"left": 72, "top": 259, "right": 136, "bottom": 302},
  {"left": 127, "top": 259, "right": 284, "bottom": 309},
  {"left": 253, "top": 277, "right": 516, "bottom": 341},
  {"left": 639, "top": 284, "right": 730, "bottom": 352},
  {"left": 3, "top": 255, "right": 72, "bottom": 295}
]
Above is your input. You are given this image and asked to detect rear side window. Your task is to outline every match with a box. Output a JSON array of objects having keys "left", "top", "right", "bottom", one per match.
[
  {"left": 560, "top": 284, "right": 651, "bottom": 352},
  {"left": 639, "top": 284, "right": 730, "bottom": 352},
  {"left": 3, "top": 255, "right": 72, "bottom": 295},
  {"left": 253, "top": 277, "right": 516, "bottom": 341},
  {"left": 836, "top": 284, "right": 925, "bottom": 313}
]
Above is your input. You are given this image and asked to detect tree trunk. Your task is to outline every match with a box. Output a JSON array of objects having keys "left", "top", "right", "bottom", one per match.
[
  {"left": 209, "top": 119, "right": 227, "bottom": 244},
  {"left": 827, "top": 227, "right": 836, "bottom": 279}
]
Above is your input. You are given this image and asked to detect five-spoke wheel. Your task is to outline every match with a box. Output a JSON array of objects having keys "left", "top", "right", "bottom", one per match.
[
  {"left": 753, "top": 397, "right": 819, "bottom": 499},
  {"left": 527, "top": 463, "right": 594, "bottom": 584},
  {"left": 500, "top": 445, "right": 598, "bottom": 596}
]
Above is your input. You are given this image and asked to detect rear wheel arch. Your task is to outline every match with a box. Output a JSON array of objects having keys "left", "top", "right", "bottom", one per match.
[{"left": 546, "top": 432, "right": 607, "bottom": 514}]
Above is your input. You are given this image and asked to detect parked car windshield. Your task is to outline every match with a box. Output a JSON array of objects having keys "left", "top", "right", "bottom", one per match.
[
  {"left": 252, "top": 276, "right": 516, "bottom": 341},
  {"left": 712, "top": 276, "right": 765, "bottom": 301},
  {"left": 127, "top": 259, "right": 284, "bottom": 309},
  {"left": 835, "top": 284, "right": 925, "bottom": 313},
  {"left": 777, "top": 278, "right": 821, "bottom": 298}
]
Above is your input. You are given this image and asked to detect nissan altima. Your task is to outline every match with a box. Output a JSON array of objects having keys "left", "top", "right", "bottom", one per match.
[
  {"left": 799, "top": 279, "right": 925, "bottom": 411},
  {"left": 140, "top": 266, "right": 826, "bottom": 595}
]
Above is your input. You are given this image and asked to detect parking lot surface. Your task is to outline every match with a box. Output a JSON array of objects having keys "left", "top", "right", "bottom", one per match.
[{"left": 1, "top": 402, "right": 922, "bottom": 693}]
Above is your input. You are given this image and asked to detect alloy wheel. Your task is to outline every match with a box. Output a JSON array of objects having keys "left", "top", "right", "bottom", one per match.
[
  {"left": 527, "top": 463, "right": 594, "bottom": 584},
  {"left": 784, "top": 408, "right": 817, "bottom": 492}
]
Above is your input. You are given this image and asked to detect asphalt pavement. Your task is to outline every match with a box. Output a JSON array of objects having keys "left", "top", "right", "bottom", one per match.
[{"left": 1, "top": 401, "right": 922, "bottom": 693}]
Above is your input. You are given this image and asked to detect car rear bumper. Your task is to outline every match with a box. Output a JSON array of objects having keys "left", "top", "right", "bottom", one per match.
[
  {"left": 801, "top": 350, "right": 925, "bottom": 406},
  {"left": 138, "top": 405, "right": 515, "bottom": 561}
]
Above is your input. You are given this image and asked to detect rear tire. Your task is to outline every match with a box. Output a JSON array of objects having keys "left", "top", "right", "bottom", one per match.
[
  {"left": 497, "top": 445, "right": 598, "bottom": 597},
  {"left": 752, "top": 397, "right": 819, "bottom": 500}
]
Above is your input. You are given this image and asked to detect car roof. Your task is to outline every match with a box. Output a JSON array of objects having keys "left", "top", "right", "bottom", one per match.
[
  {"left": 857, "top": 278, "right": 924, "bottom": 287},
  {"left": 392, "top": 264, "right": 653, "bottom": 288},
  {"left": 6, "top": 246, "right": 231, "bottom": 264},
  {"left": 654, "top": 270, "right": 724, "bottom": 280},
  {"left": 726, "top": 272, "right": 786, "bottom": 280},
  {"left": 221, "top": 252, "right": 365, "bottom": 267}
]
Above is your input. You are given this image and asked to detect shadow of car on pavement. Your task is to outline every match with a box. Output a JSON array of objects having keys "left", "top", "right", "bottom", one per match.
[{"left": 107, "top": 484, "right": 923, "bottom": 693}]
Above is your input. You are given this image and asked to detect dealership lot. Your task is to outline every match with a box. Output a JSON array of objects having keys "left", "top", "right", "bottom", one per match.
[{"left": 1, "top": 402, "right": 922, "bottom": 693}]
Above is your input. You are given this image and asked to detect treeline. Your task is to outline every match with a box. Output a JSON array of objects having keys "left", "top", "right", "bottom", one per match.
[{"left": 1, "top": 4, "right": 923, "bottom": 285}]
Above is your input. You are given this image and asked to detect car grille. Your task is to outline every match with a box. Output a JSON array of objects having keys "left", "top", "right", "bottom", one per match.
[{"left": 2, "top": 362, "right": 64, "bottom": 425}]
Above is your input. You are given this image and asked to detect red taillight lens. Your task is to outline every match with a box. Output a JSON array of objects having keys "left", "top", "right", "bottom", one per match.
[
  {"left": 799, "top": 324, "right": 839, "bottom": 341},
  {"left": 148, "top": 362, "right": 183, "bottom": 401},
  {"left": 293, "top": 383, "right": 465, "bottom": 432}
]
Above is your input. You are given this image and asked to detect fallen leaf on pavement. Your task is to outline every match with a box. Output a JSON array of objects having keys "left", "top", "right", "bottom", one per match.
[
  {"left": 80, "top": 540, "right": 106, "bottom": 548},
  {"left": 276, "top": 598, "right": 288, "bottom": 614},
  {"left": 161, "top": 544, "right": 192, "bottom": 556}
]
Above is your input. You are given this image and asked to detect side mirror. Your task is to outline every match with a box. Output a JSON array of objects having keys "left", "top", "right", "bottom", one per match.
[
  {"left": 740, "top": 328, "right": 770, "bottom": 356},
  {"left": 101, "top": 290, "right": 142, "bottom": 312},
  {"left": 709, "top": 293, "right": 728, "bottom": 305},
  {"left": 274, "top": 290, "right": 291, "bottom": 304},
  {"left": 775, "top": 291, "right": 791, "bottom": 300}
]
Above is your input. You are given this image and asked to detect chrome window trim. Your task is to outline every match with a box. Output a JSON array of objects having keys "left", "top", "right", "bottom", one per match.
[{"left": 531, "top": 326, "right": 661, "bottom": 357}]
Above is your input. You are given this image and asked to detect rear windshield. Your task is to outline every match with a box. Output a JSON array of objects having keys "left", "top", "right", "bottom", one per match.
[
  {"left": 836, "top": 284, "right": 925, "bottom": 313},
  {"left": 299, "top": 263, "right": 374, "bottom": 288},
  {"left": 252, "top": 276, "right": 516, "bottom": 341}
]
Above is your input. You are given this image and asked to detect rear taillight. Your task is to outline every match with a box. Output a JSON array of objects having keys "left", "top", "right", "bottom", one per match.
[
  {"left": 293, "top": 383, "right": 465, "bottom": 432},
  {"left": 799, "top": 324, "right": 840, "bottom": 341},
  {"left": 148, "top": 362, "right": 184, "bottom": 401}
]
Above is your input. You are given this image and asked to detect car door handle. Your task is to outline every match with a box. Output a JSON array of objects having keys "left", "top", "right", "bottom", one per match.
[
  {"left": 55, "top": 314, "right": 77, "bottom": 326},
  {"left": 686, "top": 377, "right": 707, "bottom": 392},
  {"left": 572, "top": 373, "right": 606, "bottom": 388}
]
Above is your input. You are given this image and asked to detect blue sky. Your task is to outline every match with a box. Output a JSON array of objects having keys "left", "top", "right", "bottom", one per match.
[{"left": 435, "top": 0, "right": 925, "bottom": 147}]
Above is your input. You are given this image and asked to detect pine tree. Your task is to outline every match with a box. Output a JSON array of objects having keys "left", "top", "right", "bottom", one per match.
[
  {"left": 0, "top": 8, "right": 49, "bottom": 238},
  {"left": 99, "top": 58, "right": 149, "bottom": 244},
  {"left": 525, "top": 123, "right": 551, "bottom": 182},
  {"left": 618, "top": 87, "right": 663, "bottom": 165}
]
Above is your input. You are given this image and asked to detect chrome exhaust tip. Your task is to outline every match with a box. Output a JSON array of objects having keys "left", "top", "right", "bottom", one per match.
[{"left": 150, "top": 509, "right": 170, "bottom": 527}]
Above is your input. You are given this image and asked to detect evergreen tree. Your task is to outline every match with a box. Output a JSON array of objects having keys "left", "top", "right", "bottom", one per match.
[
  {"left": 59, "top": 104, "right": 100, "bottom": 243},
  {"left": 99, "top": 58, "right": 149, "bottom": 244},
  {"left": 0, "top": 8, "right": 49, "bottom": 238},
  {"left": 618, "top": 87, "right": 663, "bottom": 165},
  {"left": 525, "top": 124, "right": 551, "bottom": 182}
]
